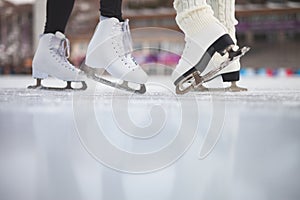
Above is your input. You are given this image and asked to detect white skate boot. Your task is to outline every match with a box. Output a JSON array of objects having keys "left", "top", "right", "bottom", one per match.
[
  {"left": 82, "top": 17, "right": 148, "bottom": 94},
  {"left": 172, "top": 0, "right": 249, "bottom": 94},
  {"left": 174, "top": 38, "right": 248, "bottom": 93},
  {"left": 28, "top": 32, "right": 87, "bottom": 90}
]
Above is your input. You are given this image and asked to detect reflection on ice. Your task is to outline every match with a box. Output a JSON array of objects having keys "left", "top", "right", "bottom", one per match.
[{"left": 0, "top": 76, "right": 300, "bottom": 200}]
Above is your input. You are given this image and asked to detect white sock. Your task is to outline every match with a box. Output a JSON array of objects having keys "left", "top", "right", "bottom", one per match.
[
  {"left": 207, "top": 0, "right": 238, "bottom": 43},
  {"left": 173, "top": 0, "right": 228, "bottom": 49}
]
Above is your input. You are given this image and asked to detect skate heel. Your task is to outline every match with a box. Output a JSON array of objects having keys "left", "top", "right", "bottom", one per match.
[
  {"left": 32, "top": 69, "right": 48, "bottom": 79},
  {"left": 221, "top": 71, "right": 240, "bottom": 82},
  {"left": 221, "top": 71, "right": 247, "bottom": 92}
]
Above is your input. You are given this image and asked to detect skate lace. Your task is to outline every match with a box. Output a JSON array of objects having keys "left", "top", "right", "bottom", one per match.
[
  {"left": 112, "top": 19, "right": 138, "bottom": 69},
  {"left": 50, "top": 36, "right": 76, "bottom": 71},
  {"left": 122, "top": 19, "right": 139, "bottom": 69},
  {"left": 57, "top": 38, "right": 70, "bottom": 59},
  {"left": 122, "top": 19, "right": 133, "bottom": 56}
]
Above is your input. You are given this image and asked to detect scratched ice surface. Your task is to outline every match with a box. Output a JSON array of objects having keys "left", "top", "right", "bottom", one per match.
[{"left": 0, "top": 75, "right": 300, "bottom": 200}]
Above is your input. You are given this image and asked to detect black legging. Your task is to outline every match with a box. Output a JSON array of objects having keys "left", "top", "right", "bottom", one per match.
[{"left": 44, "top": 0, "right": 123, "bottom": 34}]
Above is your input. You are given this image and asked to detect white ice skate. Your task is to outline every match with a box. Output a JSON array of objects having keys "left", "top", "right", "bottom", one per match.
[
  {"left": 81, "top": 18, "right": 148, "bottom": 94},
  {"left": 173, "top": 36, "right": 249, "bottom": 94},
  {"left": 172, "top": 0, "right": 249, "bottom": 95},
  {"left": 28, "top": 32, "right": 87, "bottom": 90}
]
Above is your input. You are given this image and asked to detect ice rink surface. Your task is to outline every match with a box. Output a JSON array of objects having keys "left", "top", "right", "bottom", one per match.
[{"left": 0, "top": 75, "right": 300, "bottom": 200}]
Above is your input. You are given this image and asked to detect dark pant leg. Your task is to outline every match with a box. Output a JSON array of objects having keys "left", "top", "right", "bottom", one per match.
[
  {"left": 44, "top": 0, "right": 75, "bottom": 34},
  {"left": 100, "top": 0, "right": 123, "bottom": 21}
]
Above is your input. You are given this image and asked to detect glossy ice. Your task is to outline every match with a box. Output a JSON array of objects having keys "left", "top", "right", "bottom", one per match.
[{"left": 0, "top": 76, "right": 300, "bottom": 200}]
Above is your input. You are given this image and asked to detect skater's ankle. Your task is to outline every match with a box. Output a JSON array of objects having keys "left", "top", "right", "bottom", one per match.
[{"left": 100, "top": 15, "right": 124, "bottom": 22}]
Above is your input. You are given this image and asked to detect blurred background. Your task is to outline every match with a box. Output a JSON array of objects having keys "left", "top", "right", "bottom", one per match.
[
  {"left": 0, "top": 0, "right": 299, "bottom": 76},
  {"left": 1, "top": 2, "right": 300, "bottom": 200}
]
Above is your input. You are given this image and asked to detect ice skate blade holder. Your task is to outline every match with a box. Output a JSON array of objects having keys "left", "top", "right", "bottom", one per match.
[
  {"left": 80, "top": 62, "right": 146, "bottom": 94},
  {"left": 27, "top": 78, "right": 87, "bottom": 91},
  {"left": 175, "top": 46, "right": 250, "bottom": 95}
]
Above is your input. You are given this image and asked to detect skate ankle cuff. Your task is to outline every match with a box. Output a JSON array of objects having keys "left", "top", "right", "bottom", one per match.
[
  {"left": 212, "top": 34, "right": 235, "bottom": 55},
  {"left": 100, "top": 15, "right": 110, "bottom": 21}
]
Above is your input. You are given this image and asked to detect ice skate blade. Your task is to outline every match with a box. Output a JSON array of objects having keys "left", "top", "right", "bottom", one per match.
[
  {"left": 194, "top": 85, "right": 209, "bottom": 92},
  {"left": 87, "top": 73, "right": 146, "bottom": 94},
  {"left": 81, "top": 63, "right": 146, "bottom": 94},
  {"left": 193, "top": 82, "right": 247, "bottom": 92},
  {"left": 27, "top": 79, "right": 87, "bottom": 91},
  {"left": 175, "top": 46, "right": 250, "bottom": 95}
]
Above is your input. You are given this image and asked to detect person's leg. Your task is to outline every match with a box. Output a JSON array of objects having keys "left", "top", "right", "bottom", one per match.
[
  {"left": 30, "top": 0, "right": 85, "bottom": 90},
  {"left": 205, "top": 0, "right": 247, "bottom": 91},
  {"left": 172, "top": 0, "right": 249, "bottom": 94},
  {"left": 100, "top": 0, "right": 123, "bottom": 21},
  {"left": 172, "top": 0, "right": 233, "bottom": 84},
  {"left": 44, "top": 0, "right": 75, "bottom": 34},
  {"left": 207, "top": 0, "right": 238, "bottom": 44}
]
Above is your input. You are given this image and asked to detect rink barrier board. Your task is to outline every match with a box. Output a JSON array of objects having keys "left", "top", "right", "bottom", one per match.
[{"left": 240, "top": 68, "right": 300, "bottom": 77}]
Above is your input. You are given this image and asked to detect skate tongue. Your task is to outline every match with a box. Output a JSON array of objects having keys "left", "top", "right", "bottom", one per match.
[
  {"left": 55, "top": 31, "right": 66, "bottom": 40},
  {"left": 52, "top": 31, "right": 70, "bottom": 58}
]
